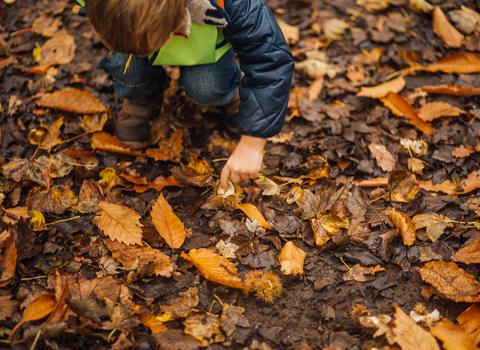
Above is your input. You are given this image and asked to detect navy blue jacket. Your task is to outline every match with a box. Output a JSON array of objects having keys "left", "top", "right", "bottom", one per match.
[{"left": 76, "top": 0, "right": 294, "bottom": 138}]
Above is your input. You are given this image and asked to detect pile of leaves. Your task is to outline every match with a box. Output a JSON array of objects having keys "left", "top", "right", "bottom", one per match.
[{"left": 1, "top": 0, "right": 480, "bottom": 349}]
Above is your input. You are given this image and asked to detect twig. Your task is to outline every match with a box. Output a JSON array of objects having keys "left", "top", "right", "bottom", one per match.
[
  {"left": 30, "top": 146, "right": 39, "bottom": 161},
  {"left": 46, "top": 216, "right": 80, "bottom": 226},
  {"left": 30, "top": 330, "right": 41, "bottom": 350},
  {"left": 340, "top": 257, "right": 351, "bottom": 271},
  {"left": 107, "top": 329, "right": 116, "bottom": 342},
  {"left": 61, "top": 132, "right": 89, "bottom": 144},
  {"left": 21, "top": 276, "right": 46, "bottom": 281}
]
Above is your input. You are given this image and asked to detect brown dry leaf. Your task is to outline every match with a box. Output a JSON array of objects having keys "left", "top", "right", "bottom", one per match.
[
  {"left": 356, "top": 76, "right": 405, "bottom": 99},
  {"left": 382, "top": 93, "right": 435, "bottom": 134},
  {"left": 27, "top": 185, "right": 78, "bottom": 214},
  {"left": 104, "top": 299, "right": 140, "bottom": 332},
  {"left": 392, "top": 304, "right": 440, "bottom": 350},
  {"left": 220, "top": 303, "right": 250, "bottom": 337},
  {"left": 140, "top": 314, "right": 167, "bottom": 333},
  {"left": 35, "top": 89, "right": 107, "bottom": 114},
  {"left": 448, "top": 6, "right": 480, "bottom": 35},
  {"left": 308, "top": 77, "right": 324, "bottom": 100},
  {"left": 357, "top": 0, "right": 390, "bottom": 12},
  {"left": 412, "top": 213, "right": 448, "bottom": 242},
  {"left": 90, "top": 132, "right": 147, "bottom": 157},
  {"left": 368, "top": 143, "right": 396, "bottom": 172},
  {"left": 157, "top": 288, "right": 199, "bottom": 322},
  {"left": 295, "top": 57, "right": 340, "bottom": 80},
  {"left": 104, "top": 239, "right": 173, "bottom": 277},
  {"left": 311, "top": 219, "right": 331, "bottom": 246},
  {"left": 80, "top": 113, "right": 109, "bottom": 133},
  {"left": 181, "top": 248, "right": 244, "bottom": 289},
  {"left": 151, "top": 194, "right": 186, "bottom": 250},
  {"left": 0, "top": 295, "right": 19, "bottom": 321},
  {"left": 452, "top": 145, "right": 475, "bottom": 158},
  {"left": 170, "top": 159, "right": 215, "bottom": 187},
  {"left": 389, "top": 209, "right": 416, "bottom": 246},
  {"left": 93, "top": 201, "right": 143, "bottom": 246},
  {"left": 277, "top": 20, "right": 299, "bottom": 45},
  {"left": 431, "top": 320, "right": 479, "bottom": 350},
  {"left": 417, "top": 101, "right": 464, "bottom": 122},
  {"left": 388, "top": 170, "right": 419, "bottom": 203},
  {"left": 46, "top": 274, "right": 70, "bottom": 323},
  {"left": 183, "top": 311, "right": 225, "bottom": 347},
  {"left": 278, "top": 241, "right": 306, "bottom": 276},
  {"left": 32, "top": 13, "right": 62, "bottom": 37},
  {"left": 424, "top": 53, "right": 480, "bottom": 73},
  {"left": 420, "top": 261, "right": 480, "bottom": 303},
  {"left": 152, "top": 330, "right": 201, "bottom": 350},
  {"left": 1, "top": 157, "right": 52, "bottom": 187},
  {"left": 457, "top": 304, "right": 480, "bottom": 345},
  {"left": 27, "top": 117, "right": 63, "bottom": 149},
  {"left": 125, "top": 175, "right": 184, "bottom": 193},
  {"left": 296, "top": 180, "right": 345, "bottom": 219},
  {"left": 30, "top": 29, "right": 76, "bottom": 74},
  {"left": 236, "top": 203, "right": 272, "bottom": 230},
  {"left": 146, "top": 130, "right": 184, "bottom": 163},
  {"left": 409, "top": 157, "right": 426, "bottom": 175},
  {"left": 343, "top": 264, "right": 385, "bottom": 282},
  {"left": 69, "top": 275, "right": 121, "bottom": 302},
  {"left": 419, "top": 84, "right": 480, "bottom": 96},
  {"left": 418, "top": 170, "right": 480, "bottom": 195},
  {"left": 451, "top": 240, "right": 480, "bottom": 265},
  {"left": 10, "top": 293, "right": 56, "bottom": 338},
  {"left": 0, "top": 232, "right": 16, "bottom": 288},
  {"left": 433, "top": 7, "right": 464, "bottom": 48},
  {"left": 323, "top": 18, "right": 349, "bottom": 40}
]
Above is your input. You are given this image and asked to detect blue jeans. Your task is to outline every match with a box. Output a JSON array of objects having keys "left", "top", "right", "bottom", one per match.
[{"left": 98, "top": 49, "right": 242, "bottom": 106}]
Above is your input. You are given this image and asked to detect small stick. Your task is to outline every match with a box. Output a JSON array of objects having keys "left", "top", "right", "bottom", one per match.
[
  {"left": 30, "top": 330, "right": 41, "bottom": 350},
  {"left": 46, "top": 216, "right": 80, "bottom": 226}
]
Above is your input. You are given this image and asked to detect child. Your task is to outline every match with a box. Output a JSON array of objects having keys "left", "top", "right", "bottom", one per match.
[{"left": 77, "top": 0, "right": 294, "bottom": 190}]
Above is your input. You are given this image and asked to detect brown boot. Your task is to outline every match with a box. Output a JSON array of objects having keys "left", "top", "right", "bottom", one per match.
[
  {"left": 115, "top": 95, "right": 164, "bottom": 150},
  {"left": 223, "top": 90, "right": 240, "bottom": 134}
]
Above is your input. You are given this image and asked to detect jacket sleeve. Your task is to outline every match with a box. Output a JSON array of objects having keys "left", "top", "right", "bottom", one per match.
[{"left": 222, "top": 0, "right": 294, "bottom": 138}]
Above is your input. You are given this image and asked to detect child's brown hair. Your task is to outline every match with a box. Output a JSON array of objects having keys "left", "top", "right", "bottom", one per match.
[{"left": 85, "top": 0, "right": 189, "bottom": 57}]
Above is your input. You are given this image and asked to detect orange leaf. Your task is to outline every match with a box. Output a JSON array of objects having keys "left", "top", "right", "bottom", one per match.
[
  {"left": 93, "top": 201, "right": 143, "bottom": 246},
  {"left": 35, "top": 89, "right": 107, "bottom": 114},
  {"left": 389, "top": 209, "right": 416, "bottom": 246},
  {"left": 382, "top": 93, "right": 435, "bottom": 134},
  {"left": 235, "top": 203, "right": 271, "bottom": 229},
  {"left": 343, "top": 264, "right": 385, "bottom": 282},
  {"left": 431, "top": 320, "right": 479, "bottom": 350},
  {"left": 353, "top": 177, "right": 388, "bottom": 187},
  {"left": 356, "top": 75, "right": 406, "bottom": 99},
  {"left": 90, "top": 132, "right": 147, "bottom": 157},
  {"left": 457, "top": 304, "right": 480, "bottom": 345},
  {"left": 451, "top": 240, "right": 480, "bottom": 264},
  {"left": 104, "top": 239, "right": 173, "bottom": 277},
  {"left": 151, "top": 194, "right": 186, "bottom": 250},
  {"left": 141, "top": 314, "right": 167, "bottom": 333},
  {"left": 418, "top": 170, "right": 480, "bottom": 195},
  {"left": 417, "top": 101, "right": 464, "bottom": 122},
  {"left": 308, "top": 77, "right": 324, "bottom": 100},
  {"left": 181, "top": 248, "right": 244, "bottom": 289},
  {"left": 146, "top": 130, "right": 184, "bottom": 163},
  {"left": 424, "top": 53, "right": 480, "bottom": 73},
  {"left": 170, "top": 159, "right": 215, "bottom": 187},
  {"left": 47, "top": 279, "right": 70, "bottom": 324},
  {"left": 0, "top": 232, "right": 16, "bottom": 288},
  {"left": 433, "top": 6, "right": 464, "bottom": 48},
  {"left": 420, "top": 261, "right": 480, "bottom": 303},
  {"left": 419, "top": 84, "right": 480, "bottom": 96},
  {"left": 125, "top": 175, "right": 184, "bottom": 193},
  {"left": 10, "top": 293, "right": 56, "bottom": 338},
  {"left": 278, "top": 241, "right": 306, "bottom": 276},
  {"left": 27, "top": 117, "right": 64, "bottom": 149},
  {"left": 368, "top": 143, "right": 396, "bottom": 172},
  {"left": 69, "top": 275, "right": 120, "bottom": 302},
  {"left": 30, "top": 29, "right": 76, "bottom": 74},
  {"left": 392, "top": 304, "right": 440, "bottom": 350},
  {"left": 452, "top": 145, "right": 475, "bottom": 158}
]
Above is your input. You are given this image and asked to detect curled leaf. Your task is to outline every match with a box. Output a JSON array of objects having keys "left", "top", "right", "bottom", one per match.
[
  {"left": 278, "top": 241, "right": 306, "bottom": 276},
  {"left": 389, "top": 209, "right": 416, "bottom": 246}
]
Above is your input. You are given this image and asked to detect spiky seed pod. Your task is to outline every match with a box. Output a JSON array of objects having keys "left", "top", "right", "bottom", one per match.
[
  {"left": 243, "top": 270, "right": 264, "bottom": 295},
  {"left": 412, "top": 302, "right": 427, "bottom": 315},
  {"left": 243, "top": 270, "right": 282, "bottom": 303},
  {"left": 351, "top": 304, "right": 370, "bottom": 322},
  {"left": 211, "top": 180, "right": 243, "bottom": 211}
]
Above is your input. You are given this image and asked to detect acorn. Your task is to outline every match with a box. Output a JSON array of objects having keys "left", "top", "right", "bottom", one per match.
[
  {"left": 244, "top": 270, "right": 282, "bottom": 303},
  {"left": 211, "top": 180, "right": 243, "bottom": 211}
]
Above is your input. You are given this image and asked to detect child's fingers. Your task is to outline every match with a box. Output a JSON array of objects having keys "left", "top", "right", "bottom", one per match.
[{"left": 220, "top": 166, "right": 231, "bottom": 190}]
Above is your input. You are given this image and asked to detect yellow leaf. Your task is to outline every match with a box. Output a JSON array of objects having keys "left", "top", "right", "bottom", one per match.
[
  {"left": 357, "top": 0, "right": 390, "bottom": 12},
  {"left": 27, "top": 117, "right": 63, "bottom": 150},
  {"left": 389, "top": 209, "right": 416, "bottom": 246},
  {"left": 151, "top": 194, "right": 186, "bottom": 250},
  {"left": 181, "top": 248, "right": 244, "bottom": 289},
  {"left": 433, "top": 6, "right": 464, "bottom": 48},
  {"left": 140, "top": 314, "right": 167, "bottom": 333},
  {"left": 236, "top": 203, "right": 271, "bottom": 229},
  {"left": 412, "top": 213, "right": 448, "bottom": 242},
  {"left": 93, "top": 201, "right": 143, "bottom": 246},
  {"left": 278, "top": 241, "right": 306, "bottom": 276},
  {"left": 356, "top": 75, "right": 405, "bottom": 99},
  {"left": 343, "top": 264, "right": 385, "bottom": 282}
]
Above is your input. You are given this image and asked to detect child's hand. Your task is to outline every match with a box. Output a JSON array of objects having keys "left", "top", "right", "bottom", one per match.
[{"left": 220, "top": 135, "right": 267, "bottom": 190}]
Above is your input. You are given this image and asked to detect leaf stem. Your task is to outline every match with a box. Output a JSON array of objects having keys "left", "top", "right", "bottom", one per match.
[
  {"left": 21, "top": 276, "right": 47, "bottom": 281},
  {"left": 30, "top": 146, "right": 39, "bottom": 161},
  {"left": 107, "top": 329, "right": 116, "bottom": 342},
  {"left": 46, "top": 216, "right": 80, "bottom": 226},
  {"left": 30, "top": 330, "right": 41, "bottom": 350},
  {"left": 340, "top": 257, "right": 351, "bottom": 271}
]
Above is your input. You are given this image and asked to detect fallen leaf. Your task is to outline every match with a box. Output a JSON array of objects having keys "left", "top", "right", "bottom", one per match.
[
  {"left": 410, "top": 0, "right": 433, "bottom": 14},
  {"left": 35, "top": 89, "right": 107, "bottom": 114},
  {"left": 220, "top": 303, "right": 250, "bottom": 337},
  {"left": 457, "top": 304, "right": 480, "bottom": 345},
  {"left": 170, "top": 159, "right": 214, "bottom": 187},
  {"left": 125, "top": 175, "right": 184, "bottom": 193},
  {"left": 236, "top": 203, "right": 271, "bottom": 229},
  {"left": 32, "top": 13, "right": 62, "bottom": 37},
  {"left": 47, "top": 273, "right": 70, "bottom": 323},
  {"left": 308, "top": 77, "right": 324, "bottom": 100},
  {"left": 369, "top": 143, "right": 396, "bottom": 172},
  {"left": 451, "top": 240, "right": 480, "bottom": 264},
  {"left": 105, "top": 299, "right": 140, "bottom": 332},
  {"left": 0, "top": 232, "right": 16, "bottom": 288},
  {"left": 157, "top": 288, "right": 199, "bottom": 322},
  {"left": 10, "top": 293, "right": 56, "bottom": 338},
  {"left": 357, "top": 0, "right": 390, "bottom": 12},
  {"left": 111, "top": 333, "right": 133, "bottom": 350},
  {"left": 41, "top": 153, "right": 76, "bottom": 178},
  {"left": 343, "top": 264, "right": 385, "bottom": 282},
  {"left": 389, "top": 209, "right": 416, "bottom": 246},
  {"left": 278, "top": 241, "right": 306, "bottom": 276},
  {"left": 408, "top": 157, "right": 426, "bottom": 175},
  {"left": 69, "top": 275, "right": 121, "bottom": 302},
  {"left": 140, "top": 314, "right": 167, "bottom": 333},
  {"left": 295, "top": 58, "right": 340, "bottom": 80},
  {"left": 146, "top": 130, "right": 184, "bottom": 163},
  {"left": 92, "top": 201, "right": 143, "bottom": 246},
  {"left": 181, "top": 248, "right": 244, "bottom": 289},
  {"left": 417, "top": 101, "right": 464, "bottom": 122},
  {"left": 151, "top": 194, "right": 186, "bottom": 250},
  {"left": 79, "top": 113, "right": 109, "bottom": 133},
  {"left": 30, "top": 29, "right": 76, "bottom": 74},
  {"left": 255, "top": 177, "right": 280, "bottom": 196},
  {"left": 104, "top": 239, "right": 173, "bottom": 277},
  {"left": 356, "top": 75, "right": 405, "bottom": 99},
  {"left": 1, "top": 157, "right": 52, "bottom": 187},
  {"left": 412, "top": 213, "right": 448, "bottom": 242},
  {"left": 433, "top": 6, "right": 464, "bottom": 48},
  {"left": 317, "top": 213, "right": 350, "bottom": 234},
  {"left": 277, "top": 20, "right": 299, "bottom": 45},
  {"left": 431, "top": 320, "right": 479, "bottom": 350},
  {"left": 0, "top": 295, "right": 19, "bottom": 321},
  {"left": 311, "top": 219, "right": 331, "bottom": 246},
  {"left": 420, "top": 261, "right": 480, "bottom": 303},
  {"left": 216, "top": 240, "right": 240, "bottom": 259},
  {"left": 183, "top": 311, "right": 225, "bottom": 346},
  {"left": 90, "top": 132, "right": 147, "bottom": 157},
  {"left": 28, "top": 117, "right": 63, "bottom": 149},
  {"left": 388, "top": 170, "right": 419, "bottom": 203},
  {"left": 448, "top": 6, "right": 480, "bottom": 35},
  {"left": 452, "top": 145, "right": 475, "bottom": 158},
  {"left": 419, "top": 84, "right": 480, "bottom": 96},
  {"left": 27, "top": 185, "right": 78, "bottom": 214},
  {"left": 323, "top": 18, "right": 349, "bottom": 40},
  {"left": 392, "top": 304, "right": 440, "bottom": 350},
  {"left": 424, "top": 53, "right": 480, "bottom": 74},
  {"left": 418, "top": 170, "right": 480, "bottom": 195},
  {"left": 296, "top": 180, "right": 344, "bottom": 219},
  {"left": 152, "top": 330, "right": 201, "bottom": 350}
]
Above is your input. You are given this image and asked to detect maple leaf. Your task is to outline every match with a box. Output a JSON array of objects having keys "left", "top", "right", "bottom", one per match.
[
  {"left": 423, "top": 53, "right": 480, "bottom": 74},
  {"left": 323, "top": 18, "right": 349, "bottom": 40},
  {"left": 10, "top": 293, "right": 56, "bottom": 338},
  {"left": 451, "top": 240, "right": 480, "bottom": 265},
  {"left": 27, "top": 117, "right": 63, "bottom": 150},
  {"left": 170, "top": 159, "right": 215, "bottom": 187},
  {"left": 420, "top": 262, "right": 480, "bottom": 303},
  {"left": 433, "top": 6, "right": 464, "bottom": 48},
  {"left": 255, "top": 177, "right": 280, "bottom": 196},
  {"left": 220, "top": 303, "right": 250, "bottom": 337},
  {"left": 417, "top": 101, "right": 464, "bottom": 122},
  {"left": 343, "top": 264, "right": 385, "bottom": 282},
  {"left": 151, "top": 194, "right": 186, "bottom": 250},
  {"left": 146, "top": 129, "right": 184, "bottom": 163},
  {"left": 79, "top": 113, "right": 109, "bottom": 133},
  {"left": 392, "top": 304, "right": 440, "bottom": 350},
  {"left": 419, "top": 84, "right": 480, "bottom": 96},
  {"left": 356, "top": 75, "right": 405, "bottom": 99},
  {"left": 296, "top": 179, "right": 344, "bottom": 219},
  {"left": 156, "top": 288, "right": 199, "bottom": 322},
  {"left": 408, "top": 157, "right": 427, "bottom": 175},
  {"left": 181, "top": 248, "right": 244, "bottom": 289},
  {"left": 183, "top": 311, "right": 225, "bottom": 346},
  {"left": 93, "top": 201, "right": 143, "bottom": 246},
  {"left": 27, "top": 185, "right": 78, "bottom": 215},
  {"left": 431, "top": 320, "right": 479, "bottom": 350},
  {"left": 35, "top": 89, "right": 107, "bottom": 114},
  {"left": 412, "top": 213, "right": 450, "bottom": 242},
  {"left": 236, "top": 203, "right": 271, "bottom": 229},
  {"left": 0, "top": 232, "right": 17, "bottom": 287},
  {"left": 104, "top": 239, "right": 173, "bottom": 277},
  {"left": 369, "top": 143, "right": 395, "bottom": 172},
  {"left": 452, "top": 145, "right": 475, "bottom": 158},
  {"left": 278, "top": 241, "right": 306, "bottom": 276},
  {"left": 389, "top": 209, "right": 416, "bottom": 246}
]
